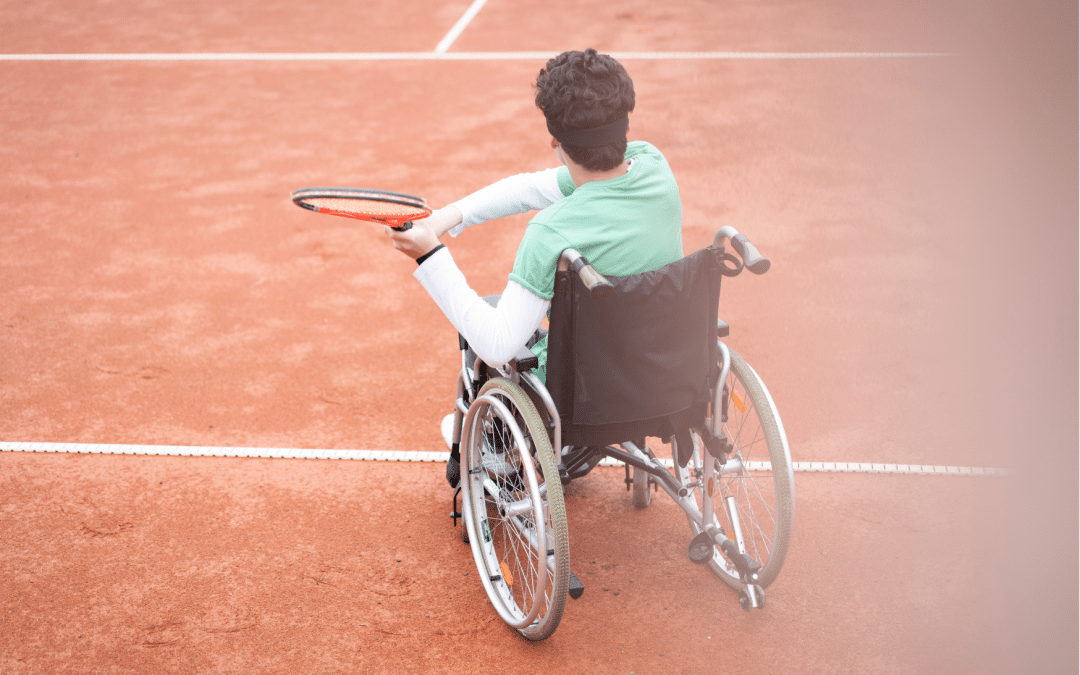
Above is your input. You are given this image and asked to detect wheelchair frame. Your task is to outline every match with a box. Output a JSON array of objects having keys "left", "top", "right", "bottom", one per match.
[{"left": 448, "top": 226, "right": 795, "bottom": 641}]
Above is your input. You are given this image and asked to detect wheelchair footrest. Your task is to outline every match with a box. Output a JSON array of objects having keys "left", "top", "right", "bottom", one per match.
[
  {"left": 568, "top": 571, "right": 585, "bottom": 600},
  {"left": 719, "top": 538, "right": 762, "bottom": 583}
]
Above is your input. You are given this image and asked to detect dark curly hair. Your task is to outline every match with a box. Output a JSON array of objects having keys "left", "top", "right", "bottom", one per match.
[{"left": 534, "top": 49, "right": 636, "bottom": 172}]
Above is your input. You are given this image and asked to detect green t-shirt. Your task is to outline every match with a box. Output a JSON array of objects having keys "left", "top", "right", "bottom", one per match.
[{"left": 510, "top": 141, "right": 684, "bottom": 377}]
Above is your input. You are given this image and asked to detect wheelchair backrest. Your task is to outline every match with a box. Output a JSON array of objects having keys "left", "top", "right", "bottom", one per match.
[{"left": 546, "top": 246, "right": 724, "bottom": 448}]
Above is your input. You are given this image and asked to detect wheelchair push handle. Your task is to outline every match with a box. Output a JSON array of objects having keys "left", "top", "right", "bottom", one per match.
[
  {"left": 714, "top": 226, "right": 771, "bottom": 275},
  {"left": 558, "top": 249, "right": 615, "bottom": 298}
]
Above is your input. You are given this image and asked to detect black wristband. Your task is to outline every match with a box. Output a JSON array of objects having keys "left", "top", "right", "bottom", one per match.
[{"left": 416, "top": 244, "right": 446, "bottom": 266}]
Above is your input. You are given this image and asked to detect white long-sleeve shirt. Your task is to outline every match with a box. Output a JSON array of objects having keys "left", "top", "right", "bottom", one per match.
[
  {"left": 448, "top": 167, "right": 566, "bottom": 234},
  {"left": 413, "top": 168, "right": 567, "bottom": 367}
]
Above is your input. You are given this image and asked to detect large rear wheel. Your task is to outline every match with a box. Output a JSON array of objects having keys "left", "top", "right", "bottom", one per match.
[
  {"left": 460, "top": 378, "right": 570, "bottom": 641},
  {"left": 674, "top": 347, "right": 795, "bottom": 589}
]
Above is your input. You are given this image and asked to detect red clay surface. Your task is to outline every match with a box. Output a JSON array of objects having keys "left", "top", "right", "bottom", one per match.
[{"left": 1, "top": 1, "right": 1076, "bottom": 673}]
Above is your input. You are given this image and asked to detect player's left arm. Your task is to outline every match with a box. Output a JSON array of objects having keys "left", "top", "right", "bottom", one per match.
[
  {"left": 384, "top": 165, "right": 565, "bottom": 260},
  {"left": 447, "top": 167, "right": 567, "bottom": 236}
]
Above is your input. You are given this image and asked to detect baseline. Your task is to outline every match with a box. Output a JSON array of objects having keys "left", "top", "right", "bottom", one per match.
[
  {"left": 0, "top": 51, "right": 953, "bottom": 62},
  {"left": 0, "top": 442, "right": 1008, "bottom": 475}
]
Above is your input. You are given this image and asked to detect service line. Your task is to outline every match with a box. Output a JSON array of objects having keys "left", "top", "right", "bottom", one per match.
[{"left": 434, "top": 0, "right": 491, "bottom": 54}]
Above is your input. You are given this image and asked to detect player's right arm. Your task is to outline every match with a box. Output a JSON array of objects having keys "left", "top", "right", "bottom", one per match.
[{"left": 413, "top": 247, "right": 549, "bottom": 367}]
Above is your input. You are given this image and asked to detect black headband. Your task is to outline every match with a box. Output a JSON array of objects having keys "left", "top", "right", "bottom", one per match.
[{"left": 547, "top": 115, "right": 629, "bottom": 148}]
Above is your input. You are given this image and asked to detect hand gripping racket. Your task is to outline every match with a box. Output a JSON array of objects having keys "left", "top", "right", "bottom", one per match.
[{"left": 291, "top": 187, "right": 431, "bottom": 231}]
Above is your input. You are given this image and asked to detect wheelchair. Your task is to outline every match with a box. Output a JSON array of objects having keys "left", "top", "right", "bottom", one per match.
[{"left": 445, "top": 225, "right": 795, "bottom": 641}]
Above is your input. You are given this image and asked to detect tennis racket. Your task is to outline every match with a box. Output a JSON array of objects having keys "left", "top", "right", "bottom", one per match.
[{"left": 291, "top": 187, "right": 431, "bottom": 231}]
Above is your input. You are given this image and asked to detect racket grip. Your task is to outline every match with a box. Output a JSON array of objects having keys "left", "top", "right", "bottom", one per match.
[
  {"left": 730, "top": 233, "right": 770, "bottom": 275},
  {"left": 392, "top": 222, "right": 414, "bottom": 232}
]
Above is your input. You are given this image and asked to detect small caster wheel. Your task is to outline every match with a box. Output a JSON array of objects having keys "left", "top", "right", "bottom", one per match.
[
  {"left": 631, "top": 467, "right": 652, "bottom": 509},
  {"left": 687, "top": 531, "right": 714, "bottom": 564}
]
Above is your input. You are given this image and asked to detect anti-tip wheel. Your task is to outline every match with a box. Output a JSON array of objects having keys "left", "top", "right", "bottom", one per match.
[{"left": 738, "top": 585, "right": 766, "bottom": 611}]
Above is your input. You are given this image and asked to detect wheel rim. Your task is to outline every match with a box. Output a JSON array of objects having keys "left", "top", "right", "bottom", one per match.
[
  {"left": 714, "top": 370, "right": 779, "bottom": 583},
  {"left": 461, "top": 393, "right": 550, "bottom": 630}
]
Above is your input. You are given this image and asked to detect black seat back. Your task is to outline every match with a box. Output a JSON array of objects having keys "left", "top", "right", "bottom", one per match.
[{"left": 546, "top": 246, "right": 724, "bottom": 448}]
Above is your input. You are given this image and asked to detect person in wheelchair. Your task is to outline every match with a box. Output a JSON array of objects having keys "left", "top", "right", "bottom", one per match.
[{"left": 385, "top": 48, "right": 685, "bottom": 488}]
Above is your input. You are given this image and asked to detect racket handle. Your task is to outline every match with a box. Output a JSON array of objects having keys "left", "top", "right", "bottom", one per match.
[{"left": 392, "top": 222, "right": 414, "bottom": 232}]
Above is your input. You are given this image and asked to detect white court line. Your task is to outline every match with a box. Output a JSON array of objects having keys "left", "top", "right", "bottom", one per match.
[
  {"left": 434, "top": 0, "right": 491, "bottom": 54},
  {"left": 0, "top": 442, "right": 1009, "bottom": 475},
  {"left": 0, "top": 51, "right": 952, "bottom": 62}
]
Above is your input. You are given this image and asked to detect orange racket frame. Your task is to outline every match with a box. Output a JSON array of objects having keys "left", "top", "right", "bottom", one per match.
[{"left": 291, "top": 187, "right": 431, "bottom": 231}]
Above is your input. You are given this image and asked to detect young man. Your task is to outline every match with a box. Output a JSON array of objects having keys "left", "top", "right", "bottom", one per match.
[{"left": 385, "top": 48, "right": 684, "bottom": 486}]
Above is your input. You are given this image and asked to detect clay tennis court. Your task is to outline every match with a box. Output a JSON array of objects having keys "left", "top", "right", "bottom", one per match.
[{"left": 1, "top": 1, "right": 1076, "bottom": 672}]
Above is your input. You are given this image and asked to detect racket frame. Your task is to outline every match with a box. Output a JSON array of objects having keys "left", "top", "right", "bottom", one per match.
[{"left": 291, "top": 187, "right": 430, "bottom": 230}]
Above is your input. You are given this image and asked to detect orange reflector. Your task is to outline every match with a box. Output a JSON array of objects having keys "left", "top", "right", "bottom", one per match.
[
  {"left": 501, "top": 561, "right": 514, "bottom": 587},
  {"left": 732, "top": 391, "right": 748, "bottom": 413},
  {"left": 708, "top": 477, "right": 718, "bottom": 498}
]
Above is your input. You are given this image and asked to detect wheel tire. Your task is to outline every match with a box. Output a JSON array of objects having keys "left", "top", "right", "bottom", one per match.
[
  {"left": 460, "top": 378, "right": 570, "bottom": 641},
  {"left": 631, "top": 466, "right": 652, "bottom": 509},
  {"left": 674, "top": 347, "right": 795, "bottom": 590}
]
